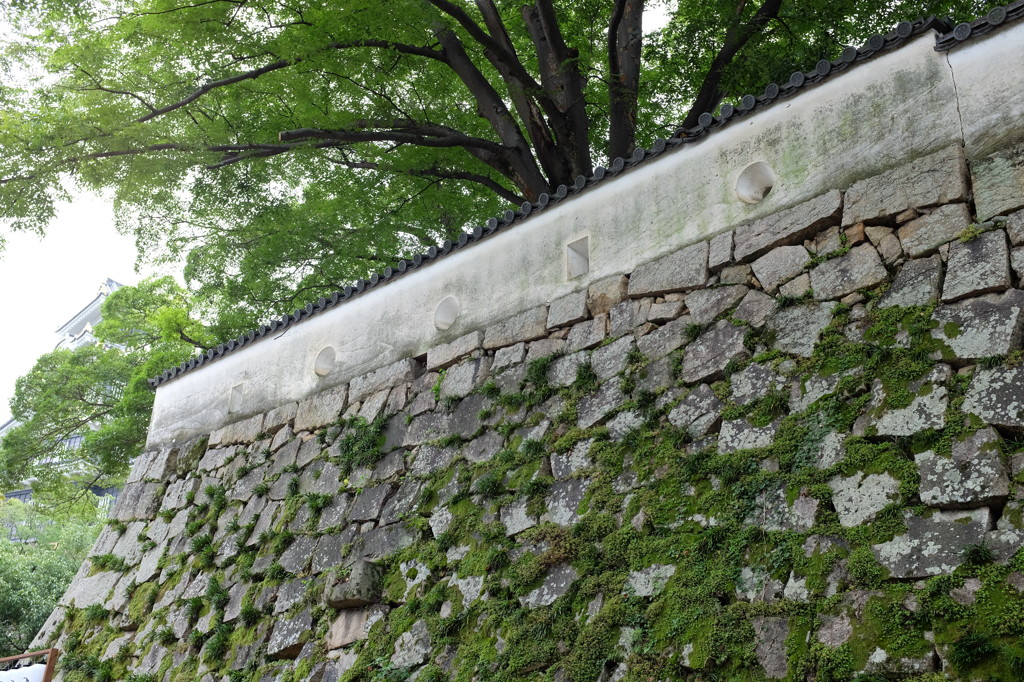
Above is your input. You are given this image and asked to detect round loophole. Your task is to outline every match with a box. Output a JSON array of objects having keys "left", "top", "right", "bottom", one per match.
[
  {"left": 736, "top": 162, "right": 778, "bottom": 204},
  {"left": 314, "top": 346, "right": 336, "bottom": 377},
  {"left": 434, "top": 296, "right": 460, "bottom": 330}
]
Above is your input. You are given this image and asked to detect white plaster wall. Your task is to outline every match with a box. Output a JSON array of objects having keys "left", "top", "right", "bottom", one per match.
[{"left": 148, "top": 25, "right": 1024, "bottom": 447}]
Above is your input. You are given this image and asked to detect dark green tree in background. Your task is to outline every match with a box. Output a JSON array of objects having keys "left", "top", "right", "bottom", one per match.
[
  {"left": 0, "top": 0, "right": 1001, "bottom": 329},
  {"left": 0, "top": 277, "right": 218, "bottom": 495}
]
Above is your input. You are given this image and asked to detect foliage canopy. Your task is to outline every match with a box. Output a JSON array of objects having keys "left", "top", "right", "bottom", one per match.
[{"left": 0, "top": 0, "right": 1002, "bottom": 325}]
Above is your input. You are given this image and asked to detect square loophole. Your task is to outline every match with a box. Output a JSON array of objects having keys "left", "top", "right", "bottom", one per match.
[
  {"left": 229, "top": 384, "right": 244, "bottom": 413},
  {"left": 566, "top": 236, "right": 589, "bottom": 279}
]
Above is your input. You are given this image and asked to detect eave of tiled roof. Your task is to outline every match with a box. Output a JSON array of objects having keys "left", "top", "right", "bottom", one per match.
[{"left": 149, "top": 5, "right": 1022, "bottom": 389}]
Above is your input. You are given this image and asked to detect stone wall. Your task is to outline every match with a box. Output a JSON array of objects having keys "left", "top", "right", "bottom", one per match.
[{"left": 33, "top": 17, "right": 1024, "bottom": 682}]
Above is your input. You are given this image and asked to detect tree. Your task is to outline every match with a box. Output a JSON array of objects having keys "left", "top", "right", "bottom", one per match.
[
  {"left": 0, "top": 496, "right": 104, "bottom": 657},
  {"left": 0, "top": 0, "right": 1001, "bottom": 324},
  {"left": 0, "top": 277, "right": 217, "bottom": 494}
]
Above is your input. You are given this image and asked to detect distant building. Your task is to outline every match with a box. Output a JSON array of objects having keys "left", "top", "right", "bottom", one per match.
[{"left": 3, "top": 279, "right": 124, "bottom": 506}]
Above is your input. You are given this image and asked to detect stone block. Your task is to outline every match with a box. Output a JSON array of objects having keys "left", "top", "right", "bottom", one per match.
[
  {"left": 519, "top": 563, "right": 578, "bottom": 608},
  {"left": 941, "top": 230, "right": 1011, "bottom": 302},
  {"left": 647, "top": 300, "right": 684, "bottom": 323},
  {"left": 264, "top": 402, "right": 297, "bottom": 433},
  {"left": 426, "top": 331, "right": 483, "bottom": 371},
  {"left": 547, "top": 290, "right": 589, "bottom": 329},
  {"left": 463, "top": 431, "right": 504, "bottom": 464},
  {"left": 501, "top": 499, "right": 537, "bottom": 536},
  {"left": 628, "top": 241, "right": 708, "bottom": 297},
  {"left": 963, "top": 365, "right": 1024, "bottom": 428},
  {"left": 747, "top": 486, "right": 818, "bottom": 531},
  {"left": 752, "top": 246, "right": 809, "bottom": 293},
  {"left": 279, "top": 535, "right": 317, "bottom": 575},
  {"left": 1012, "top": 247, "right": 1024, "bottom": 281},
  {"left": 350, "top": 358, "right": 422, "bottom": 403},
  {"left": 733, "top": 290, "right": 777, "bottom": 327},
  {"left": 566, "top": 315, "right": 608, "bottom": 352},
  {"left": 829, "top": 472, "right": 900, "bottom": 527},
  {"left": 721, "top": 263, "right": 753, "bottom": 285},
  {"left": 680, "top": 320, "right": 749, "bottom": 383},
  {"left": 587, "top": 275, "right": 629, "bottom": 316},
  {"left": 708, "top": 231, "right": 733, "bottom": 271},
  {"left": 685, "top": 285, "right": 747, "bottom": 324},
  {"left": 625, "top": 565, "right": 676, "bottom": 597},
  {"left": 635, "top": 315, "right": 690, "bottom": 359},
  {"left": 778, "top": 273, "right": 811, "bottom": 297},
  {"left": 752, "top": 617, "right": 790, "bottom": 680},
  {"left": 542, "top": 478, "right": 590, "bottom": 527},
  {"left": 896, "top": 203, "right": 972, "bottom": 257},
  {"left": 1008, "top": 208, "right": 1024, "bottom": 246},
  {"left": 483, "top": 306, "right": 549, "bottom": 349},
  {"left": 609, "top": 298, "right": 651, "bottom": 337},
  {"left": 526, "top": 338, "right": 566, "bottom": 364},
  {"left": 873, "top": 508, "right": 992, "bottom": 578},
  {"left": 855, "top": 365, "right": 950, "bottom": 437},
  {"left": 718, "top": 419, "right": 779, "bottom": 453},
  {"left": 730, "top": 363, "right": 786, "bottom": 405},
  {"left": 493, "top": 342, "right": 526, "bottom": 371},
  {"left": 590, "top": 335, "right": 634, "bottom": 381},
  {"left": 110, "top": 481, "right": 161, "bottom": 521},
  {"left": 735, "top": 190, "right": 843, "bottom": 261},
  {"left": 439, "top": 356, "right": 492, "bottom": 399},
  {"left": 219, "top": 413, "right": 264, "bottom": 445},
  {"left": 810, "top": 244, "right": 888, "bottom": 300},
  {"left": 767, "top": 302, "right": 836, "bottom": 358},
  {"left": 877, "top": 233, "right": 904, "bottom": 263},
  {"left": 879, "top": 254, "right": 943, "bottom": 308},
  {"left": 324, "top": 560, "right": 384, "bottom": 608},
  {"left": 295, "top": 384, "right": 348, "bottom": 432},
  {"left": 267, "top": 609, "right": 311, "bottom": 659},
  {"left": 931, "top": 289, "right": 1024, "bottom": 360},
  {"left": 916, "top": 427, "right": 1009, "bottom": 508},
  {"left": 843, "top": 146, "right": 968, "bottom": 225},
  {"left": 972, "top": 141, "right": 1024, "bottom": 220},
  {"left": 391, "top": 620, "right": 431, "bottom": 668},
  {"left": 668, "top": 384, "right": 723, "bottom": 439},
  {"left": 327, "top": 606, "right": 387, "bottom": 650},
  {"left": 349, "top": 484, "right": 393, "bottom": 522}
]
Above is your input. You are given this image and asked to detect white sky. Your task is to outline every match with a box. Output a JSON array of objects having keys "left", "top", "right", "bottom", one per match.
[{"left": 0, "top": 193, "right": 146, "bottom": 423}]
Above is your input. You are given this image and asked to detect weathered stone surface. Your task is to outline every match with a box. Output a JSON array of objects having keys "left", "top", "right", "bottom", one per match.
[
  {"left": 752, "top": 246, "right": 809, "bottom": 293},
  {"left": 326, "top": 606, "right": 387, "bottom": 649},
  {"left": 548, "top": 290, "right": 589, "bottom": 328},
  {"left": 730, "top": 363, "right": 785, "bottom": 405},
  {"left": 767, "top": 302, "right": 836, "bottom": 357},
  {"left": 855, "top": 365, "right": 949, "bottom": 437},
  {"left": 628, "top": 241, "right": 708, "bottom": 297},
  {"left": 879, "top": 254, "right": 943, "bottom": 308},
  {"left": 685, "top": 285, "right": 747, "bottom": 324},
  {"left": 427, "top": 331, "right": 483, "bottom": 371},
  {"left": 735, "top": 190, "right": 843, "bottom": 261},
  {"left": 588, "top": 275, "right": 629, "bottom": 316},
  {"left": 590, "top": 335, "right": 634, "bottom": 380},
  {"left": 279, "top": 535, "right": 317, "bottom": 575},
  {"left": 625, "top": 564, "right": 676, "bottom": 597},
  {"left": 721, "top": 263, "right": 753, "bottom": 285},
  {"left": 736, "top": 567, "right": 784, "bottom": 603},
  {"left": 501, "top": 499, "right": 537, "bottom": 536},
  {"left": 963, "top": 365, "right": 1024, "bottom": 428},
  {"left": 551, "top": 440, "right": 594, "bottom": 480},
  {"left": 931, "top": 289, "right": 1024, "bottom": 360},
  {"left": 324, "top": 560, "right": 383, "bottom": 608},
  {"left": 542, "top": 478, "right": 590, "bottom": 527},
  {"left": 668, "top": 384, "right": 723, "bottom": 438},
  {"left": 752, "top": 617, "right": 790, "bottom": 680},
  {"left": 863, "top": 648, "right": 938, "bottom": 675},
  {"left": 896, "top": 203, "right": 971, "bottom": 258},
  {"left": 973, "top": 141, "right": 1024, "bottom": 220},
  {"left": 463, "top": 431, "right": 504, "bottom": 464},
  {"left": 391, "top": 620, "right": 431, "bottom": 668},
  {"left": 295, "top": 385, "right": 348, "bottom": 432},
  {"left": 609, "top": 299, "right": 651, "bottom": 337},
  {"left": 439, "top": 356, "right": 492, "bottom": 398},
  {"left": 732, "top": 289, "right": 777, "bottom": 327},
  {"left": 828, "top": 472, "right": 901, "bottom": 527},
  {"left": 267, "top": 608, "right": 311, "bottom": 659},
  {"left": 566, "top": 316, "right": 608, "bottom": 353},
  {"left": 110, "top": 481, "right": 161, "bottom": 521},
  {"left": 941, "top": 230, "right": 1011, "bottom": 302},
  {"left": 680, "top": 320, "right": 749, "bottom": 383},
  {"left": 708, "top": 230, "right": 733, "bottom": 271},
  {"left": 360, "top": 523, "right": 417, "bottom": 560},
  {"left": 718, "top": 419, "right": 778, "bottom": 453},
  {"left": 519, "top": 563, "right": 578, "bottom": 608},
  {"left": 483, "top": 306, "right": 549, "bottom": 350},
  {"left": 493, "top": 342, "right": 526, "bottom": 371},
  {"left": 748, "top": 487, "right": 818, "bottom": 531},
  {"left": 635, "top": 315, "right": 690, "bottom": 359},
  {"left": 843, "top": 146, "right": 968, "bottom": 225},
  {"left": 577, "top": 382, "right": 627, "bottom": 429},
  {"left": 647, "top": 300, "right": 684, "bottom": 323},
  {"left": 873, "top": 508, "right": 992, "bottom": 578},
  {"left": 916, "top": 428, "right": 1009, "bottom": 508},
  {"left": 810, "top": 244, "right": 888, "bottom": 300},
  {"left": 526, "top": 338, "right": 566, "bottom": 364}
]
